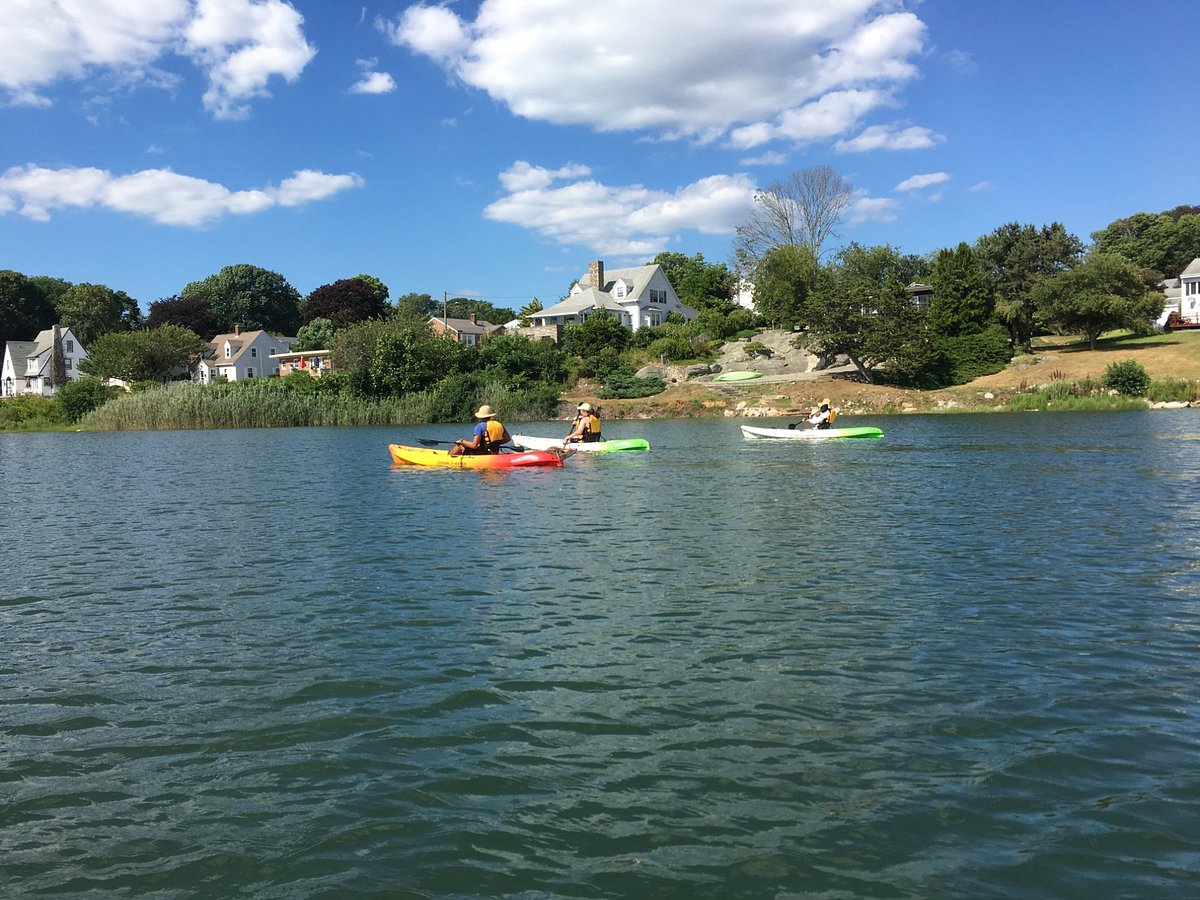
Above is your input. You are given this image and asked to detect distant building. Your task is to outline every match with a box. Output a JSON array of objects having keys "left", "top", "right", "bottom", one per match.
[
  {"left": 1, "top": 325, "right": 87, "bottom": 397},
  {"left": 196, "top": 326, "right": 295, "bottom": 383},
  {"left": 429, "top": 313, "right": 503, "bottom": 346},
  {"left": 906, "top": 282, "right": 934, "bottom": 312},
  {"left": 1159, "top": 257, "right": 1200, "bottom": 328},
  {"left": 520, "top": 260, "right": 698, "bottom": 333},
  {"left": 270, "top": 349, "right": 334, "bottom": 378}
]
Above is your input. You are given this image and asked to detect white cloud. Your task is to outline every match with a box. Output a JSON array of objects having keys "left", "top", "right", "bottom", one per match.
[
  {"left": 383, "top": 0, "right": 929, "bottom": 147},
  {"left": 0, "top": 0, "right": 315, "bottom": 119},
  {"left": 895, "top": 171, "right": 950, "bottom": 191},
  {"left": 970, "top": 181, "right": 993, "bottom": 192},
  {"left": 0, "top": 164, "right": 363, "bottom": 226},
  {"left": 484, "top": 163, "right": 756, "bottom": 257},
  {"left": 739, "top": 151, "right": 788, "bottom": 167},
  {"left": 350, "top": 70, "right": 396, "bottom": 94},
  {"left": 846, "top": 193, "right": 898, "bottom": 224},
  {"left": 835, "top": 123, "right": 943, "bottom": 153}
]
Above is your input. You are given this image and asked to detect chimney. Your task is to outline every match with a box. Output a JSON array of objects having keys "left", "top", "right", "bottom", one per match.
[
  {"left": 234, "top": 324, "right": 242, "bottom": 336},
  {"left": 588, "top": 260, "right": 605, "bottom": 290},
  {"left": 470, "top": 312, "right": 477, "bottom": 325}
]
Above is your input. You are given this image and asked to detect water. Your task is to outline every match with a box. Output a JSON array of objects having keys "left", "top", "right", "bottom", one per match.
[{"left": 3, "top": 411, "right": 1199, "bottom": 898}]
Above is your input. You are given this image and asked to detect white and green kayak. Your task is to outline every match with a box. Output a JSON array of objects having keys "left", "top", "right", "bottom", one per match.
[
  {"left": 713, "top": 370, "right": 763, "bottom": 382},
  {"left": 512, "top": 434, "right": 651, "bottom": 453},
  {"left": 741, "top": 424, "right": 883, "bottom": 440}
]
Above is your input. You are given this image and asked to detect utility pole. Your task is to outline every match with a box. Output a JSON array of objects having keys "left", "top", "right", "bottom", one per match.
[{"left": 443, "top": 290, "right": 447, "bottom": 320}]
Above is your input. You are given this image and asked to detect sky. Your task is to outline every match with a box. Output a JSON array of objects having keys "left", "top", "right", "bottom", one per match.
[{"left": 2, "top": 0, "right": 1198, "bottom": 316}]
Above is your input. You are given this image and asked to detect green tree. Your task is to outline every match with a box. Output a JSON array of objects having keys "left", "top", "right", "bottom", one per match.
[
  {"left": 973, "top": 222, "right": 1084, "bottom": 352},
  {"left": 0, "top": 269, "right": 57, "bottom": 347},
  {"left": 650, "top": 252, "right": 736, "bottom": 311},
  {"left": 517, "top": 297, "right": 543, "bottom": 326},
  {"left": 180, "top": 264, "right": 301, "bottom": 335},
  {"left": 1033, "top": 252, "right": 1162, "bottom": 349},
  {"left": 561, "top": 309, "right": 630, "bottom": 358},
  {"left": 28, "top": 276, "right": 73, "bottom": 309},
  {"left": 353, "top": 273, "right": 390, "bottom": 303},
  {"left": 928, "top": 242, "right": 992, "bottom": 337},
  {"left": 395, "top": 292, "right": 438, "bottom": 322},
  {"left": 146, "top": 294, "right": 221, "bottom": 339},
  {"left": 1090, "top": 208, "right": 1200, "bottom": 278},
  {"left": 335, "top": 319, "right": 463, "bottom": 398},
  {"left": 477, "top": 331, "right": 568, "bottom": 386},
  {"left": 752, "top": 244, "right": 815, "bottom": 327},
  {"left": 80, "top": 325, "right": 207, "bottom": 383},
  {"left": 1102, "top": 359, "right": 1151, "bottom": 396},
  {"left": 293, "top": 317, "right": 340, "bottom": 351},
  {"left": 444, "top": 298, "right": 516, "bottom": 326},
  {"left": 301, "top": 278, "right": 388, "bottom": 325},
  {"left": 806, "top": 243, "right": 929, "bottom": 384},
  {"left": 54, "top": 282, "right": 142, "bottom": 345},
  {"left": 55, "top": 375, "right": 121, "bottom": 422}
]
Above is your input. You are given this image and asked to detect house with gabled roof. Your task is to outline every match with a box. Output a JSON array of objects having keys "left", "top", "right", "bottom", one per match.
[
  {"left": 430, "top": 313, "right": 503, "bottom": 346},
  {"left": 1, "top": 325, "right": 87, "bottom": 397},
  {"left": 520, "top": 260, "right": 698, "bottom": 333},
  {"left": 1162, "top": 257, "right": 1200, "bottom": 328},
  {"left": 196, "top": 326, "right": 295, "bottom": 383}
]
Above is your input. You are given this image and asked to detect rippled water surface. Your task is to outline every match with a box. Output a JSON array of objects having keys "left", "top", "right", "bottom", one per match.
[{"left": 3, "top": 412, "right": 1200, "bottom": 897}]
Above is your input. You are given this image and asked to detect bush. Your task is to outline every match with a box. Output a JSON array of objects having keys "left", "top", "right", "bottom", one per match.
[
  {"left": 55, "top": 376, "right": 121, "bottom": 422},
  {"left": 1102, "top": 359, "right": 1150, "bottom": 396},
  {"left": 645, "top": 335, "right": 694, "bottom": 362},
  {"left": 598, "top": 367, "right": 667, "bottom": 399},
  {"left": 944, "top": 325, "right": 1012, "bottom": 384},
  {"left": 0, "top": 394, "right": 68, "bottom": 429},
  {"left": 1148, "top": 377, "right": 1197, "bottom": 403}
]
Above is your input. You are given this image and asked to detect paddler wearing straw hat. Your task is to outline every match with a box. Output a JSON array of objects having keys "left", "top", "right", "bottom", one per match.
[
  {"left": 807, "top": 398, "right": 834, "bottom": 430},
  {"left": 449, "top": 405, "right": 511, "bottom": 456}
]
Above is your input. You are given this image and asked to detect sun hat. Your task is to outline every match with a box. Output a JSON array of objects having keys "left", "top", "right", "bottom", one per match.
[
  {"left": 821, "top": 398, "right": 831, "bottom": 406},
  {"left": 578, "top": 402, "right": 592, "bottom": 411},
  {"left": 474, "top": 405, "right": 495, "bottom": 418}
]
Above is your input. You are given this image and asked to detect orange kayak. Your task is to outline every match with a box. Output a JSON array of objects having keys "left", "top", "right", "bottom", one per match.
[{"left": 388, "top": 444, "right": 566, "bottom": 469}]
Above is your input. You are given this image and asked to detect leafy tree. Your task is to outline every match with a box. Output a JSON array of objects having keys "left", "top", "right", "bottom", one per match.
[
  {"left": 477, "top": 331, "right": 568, "bottom": 386},
  {"left": 335, "top": 319, "right": 463, "bottom": 398},
  {"left": 293, "top": 317, "right": 340, "bottom": 351},
  {"left": 395, "top": 292, "right": 438, "bottom": 322},
  {"left": 1090, "top": 209, "right": 1200, "bottom": 278},
  {"left": 55, "top": 375, "right": 120, "bottom": 422},
  {"left": 973, "top": 222, "right": 1084, "bottom": 352},
  {"left": 301, "top": 278, "right": 388, "bottom": 325},
  {"left": 806, "top": 243, "right": 928, "bottom": 384},
  {"left": 443, "top": 297, "right": 516, "bottom": 325},
  {"left": 734, "top": 165, "right": 854, "bottom": 270},
  {"left": 0, "top": 269, "right": 57, "bottom": 347},
  {"left": 28, "top": 276, "right": 73, "bottom": 309},
  {"left": 353, "top": 273, "right": 390, "bottom": 303},
  {"left": 650, "top": 252, "right": 736, "bottom": 311},
  {"left": 1102, "top": 359, "right": 1151, "bottom": 396},
  {"left": 561, "top": 309, "right": 630, "bottom": 358},
  {"left": 753, "top": 244, "right": 815, "bottom": 328},
  {"left": 517, "top": 297, "right": 543, "bottom": 326},
  {"left": 80, "top": 325, "right": 207, "bottom": 383},
  {"left": 180, "top": 264, "right": 301, "bottom": 335},
  {"left": 54, "top": 282, "right": 142, "bottom": 345},
  {"left": 928, "top": 242, "right": 992, "bottom": 337},
  {"left": 146, "top": 294, "right": 222, "bottom": 339},
  {"left": 1033, "top": 252, "right": 1162, "bottom": 349}
]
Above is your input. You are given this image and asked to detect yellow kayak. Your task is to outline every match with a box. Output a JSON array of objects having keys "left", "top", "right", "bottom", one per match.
[{"left": 388, "top": 444, "right": 566, "bottom": 468}]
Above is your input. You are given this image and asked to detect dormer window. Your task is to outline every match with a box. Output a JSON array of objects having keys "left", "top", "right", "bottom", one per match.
[
  {"left": 614, "top": 284, "right": 626, "bottom": 298},
  {"left": 224, "top": 341, "right": 232, "bottom": 358}
]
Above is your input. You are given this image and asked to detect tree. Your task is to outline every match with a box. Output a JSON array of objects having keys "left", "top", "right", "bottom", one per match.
[
  {"left": 147, "top": 294, "right": 221, "bottom": 339},
  {"left": 517, "top": 297, "right": 543, "bottom": 326},
  {"left": 54, "top": 282, "right": 142, "bottom": 346},
  {"left": 561, "top": 309, "right": 630, "bottom": 358},
  {"left": 928, "top": 243, "right": 992, "bottom": 337},
  {"left": 334, "top": 319, "right": 464, "bottom": 398},
  {"left": 353, "top": 273, "right": 390, "bottom": 303},
  {"left": 734, "top": 165, "right": 854, "bottom": 270},
  {"left": 395, "top": 292, "right": 438, "bottom": 322},
  {"left": 180, "top": 264, "right": 301, "bottom": 335},
  {"left": 973, "top": 222, "right": 1084, "bottom": 352},
  {"left": 443, "top": 298, "right": 516, "bottom": 325},
  {"left": 477, "top": 331, "right": 568, "bottom": 386},
  {"left": 0, "top": 269, "right": 57, "bottom": 347},
  {"left": 301, "top": 278, "right": 388, "bottom": 325},
  {"left": 806, "top": 243, "right": 929, "bottom": 384},
  {"left": 1033, "top": 253, "right": 1162, "bottom": 349},
  {"left": 1090, "top": 208, "right": 1200, "bottom": 279},
  {"left": 28, "top": 276, "right": 73, "bottom": 309},
  {"left": 293, "top": 317, "right": 340, "bottom": 351},
  {"left": 650, "top": 252, "right": 736, "bottom": 311},
  {"left": 752, "top": 245, "right": 815, "bottom": 328},
  {"left": 80, "top": 325, "right": 207, "bottom": 383},
  {"left": 55, "top": 375, "right": 120, "bottom": 422}
]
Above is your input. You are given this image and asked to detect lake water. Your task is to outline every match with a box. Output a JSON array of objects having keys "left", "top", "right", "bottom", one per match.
[{"left": 3, "top": 411, "right": 1199, "bottom": 898}]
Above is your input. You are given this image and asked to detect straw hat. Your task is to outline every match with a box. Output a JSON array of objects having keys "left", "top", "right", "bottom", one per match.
[
  {"left": 474, "top": 405, "right": 495, "bottom": 418},
  {"left": 821, "top": 398, "right": 831, "bottom": 407},
  {"left": 578, "top": 402, "right": 592, "bottom": 411}
]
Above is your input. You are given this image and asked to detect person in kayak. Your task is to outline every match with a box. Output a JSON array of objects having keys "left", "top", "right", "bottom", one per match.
[
  {"left": 807, "top": 398, "right": 835, "bottom": 430},
  {"left": 450, "top": 405, "right": 511, "bottom": 456},
  {"left": 563, "top": 402, "right": 602, "bottom": 444}
]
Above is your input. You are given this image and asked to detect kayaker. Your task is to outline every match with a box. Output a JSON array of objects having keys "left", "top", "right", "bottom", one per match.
[
  {"left": 807, "top": 398, "right": 834, "bottom": 430},
  {"left": 449, "top": 405, "right": 511, "bottom": 456},
  {"left": 563, "top": 402, "right": 602, "bottom": 444}
]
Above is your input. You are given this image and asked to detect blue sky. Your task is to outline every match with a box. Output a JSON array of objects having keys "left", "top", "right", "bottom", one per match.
[{"left": 2, "top": 0, "right": 1197, "bottom": 315}]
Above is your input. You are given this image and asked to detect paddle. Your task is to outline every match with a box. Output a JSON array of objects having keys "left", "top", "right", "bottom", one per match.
[{"left": 417, "top": 437, "right": 517, "bottom": 453}]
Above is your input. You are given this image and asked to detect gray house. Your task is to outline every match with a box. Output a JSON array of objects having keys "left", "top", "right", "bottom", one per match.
[{"left": 1, "top": 325, "right": 88, "bottom": 397}]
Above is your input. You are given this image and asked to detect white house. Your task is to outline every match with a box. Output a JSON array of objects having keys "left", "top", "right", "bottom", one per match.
[
  {"left": 1159, "top": 257, "right": 1200, "bottom": 328},
  {"left": 196, "top": 327, "right": 295, "bottom": 383},
  {"left": 521, "top": 260, "right": 699, "bottom": 332},
  {"left": 1, "top": 325, "right": 88, "bottom": 397}
]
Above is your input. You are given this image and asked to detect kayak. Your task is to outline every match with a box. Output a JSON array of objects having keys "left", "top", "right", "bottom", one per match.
[
  {"left": 713, "top": 370, "right": 763, "bottom": 382},
  {"left": 740, "top": 424, "right": 884, "bottom": 440},
  {"left": 388, "top": 444, "right": 566, "bottom": 468},
  {"left": 511, "top": 434, "right": 650, "bottom": 453}
]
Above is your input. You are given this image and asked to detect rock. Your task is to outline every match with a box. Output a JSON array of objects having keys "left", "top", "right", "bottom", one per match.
[
  {"left": 635, "top": 365, "right": 666, "bottom": 379},
  {"left": 983, "top": 392, "right": 995, "bottom": 400},
  {"left": 683, "top": 364, "right": 712, "bottom": 379}
]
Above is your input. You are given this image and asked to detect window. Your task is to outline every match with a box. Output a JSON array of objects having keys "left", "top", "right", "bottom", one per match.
[
  {"left": 648, "top": 289, "right": 666, "bottom": 304},
  {"left": 251, "top": 347, "right": 258, "bottom": 357},
  {"left": 310, "top": 357, "right": 321, "bottom": 369},
  {"left": 224, "top": 342, "right": 232, "bottom": 358},
  {"left": 43, "top": 377, "right": 51, "bottom": 388},
  {"left": 246, "top": 368, "right": 255, "bottom": 378},
  {"left": 65, "top": 359, "right": 72, "bottom": 369},
  {"left": 65, "top": 340, "right": 74, "bottom": 352},
  {"left": 615, "top": 284, "right": 626, "bottom": 298}
]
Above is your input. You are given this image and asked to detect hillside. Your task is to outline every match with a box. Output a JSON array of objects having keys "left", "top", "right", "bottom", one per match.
[{"left": 582, "top": 330, "right": 1200, "bottom": 420}]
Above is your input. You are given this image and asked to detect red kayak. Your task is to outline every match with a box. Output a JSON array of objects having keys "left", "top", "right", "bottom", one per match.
[{"left": 388, "top": 444, "right": 567, "bottom": 468}]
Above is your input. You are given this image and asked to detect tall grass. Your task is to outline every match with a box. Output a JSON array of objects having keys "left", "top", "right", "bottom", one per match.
[{"left": 1147, "top": 377, "right": 1198, "bottom": 403}]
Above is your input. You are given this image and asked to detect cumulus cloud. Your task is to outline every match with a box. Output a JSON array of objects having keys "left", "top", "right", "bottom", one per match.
[
  {"left": 895, "top": 171, "right": 950, "bottom": 191},
  {"left": 350, "top": 60, "right": 396, "bottom": 95},
  {"left": 0, "top": 0, "right": 315, "bottom": 119},
  {"left": 484, "top": 162, "right": 756, "bottom": 257},
  {"left": 382, "top": 0, "right": 929, "bottom": 148},
  {"left": 835, "top": 123, "right": 944, "bottom": 152},
  {"left": 846, "top": 193, "right": 898, "bottom": 224},
  {"left": 0, "top": 164, "right": 363, "bottom": 226}
]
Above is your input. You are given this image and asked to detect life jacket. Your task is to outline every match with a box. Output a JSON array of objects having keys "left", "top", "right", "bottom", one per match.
[
  {"left": 815, "top": 406, "right": 833, "bottom": 429},
  {"left": 827, "top": 408, "right": 837, "bottom": 426},
  {"left": 481, "top": 419, "right": 506, "bottom": 452},
  {"left": 581, "top": 412, "right": 602, "bottom": 442}
]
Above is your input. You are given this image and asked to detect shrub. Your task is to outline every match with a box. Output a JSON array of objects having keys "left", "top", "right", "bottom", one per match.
[
  {"left": 599, "top": 368, "right": 667, "bottom": 399},
  {"left": 1102, "top": 359, "right": 1150, "bottom": 396},
  {"left": 645, "top": 335, "right": 694, "bottom": 362},
  {"left": 1148, "top": 377, "right": 1197, "bottom": 403},
  {"left": 55, "top": 376, "right": 121, "bottom": 422},
  {"left": 0, "top": 394, "right": 68, "bottom": 429}
]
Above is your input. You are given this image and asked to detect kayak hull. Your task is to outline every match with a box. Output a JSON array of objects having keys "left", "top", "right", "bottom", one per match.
[
  {"left": 741, "top": 424, "right": 883, "bottom": 440},
  {"left": 388, "top": 444, "right": 565, "bottom": 468},
  {"left": 713, "top": 370, "right": 763, "bottom": 382},
  {"left": 512, "top": 434, "right": 650, "bottom": 453}
]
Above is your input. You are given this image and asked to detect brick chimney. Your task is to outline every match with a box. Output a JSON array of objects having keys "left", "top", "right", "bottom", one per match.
[
  {"left": 234, "top": 324, "right": 242, "bottom": 336},
  {"left": 469, "top": 312, "right": 477, "bottom": 325},
  {"left": 588, "top": 260, "right": 605, "bottom": 290}
]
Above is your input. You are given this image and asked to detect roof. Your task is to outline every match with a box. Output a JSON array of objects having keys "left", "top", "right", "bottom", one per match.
[
  {"left": 202, "top": 330, "right": 293, "bottom": 367},
  {"left": 535, "top": 287, "right": 629, "bottom": 319},
  {"left": 431, "top": 315, "right": 500, "bottom": 335},
  {"left": 3, "top": 340, "right": 38, "bottom": 375},
  {"left": 1181, "top": 257, "right": 1200, "bottom": 278},
  {"left": 577, "top": 263, "right": 661, "bottom": 297}
]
